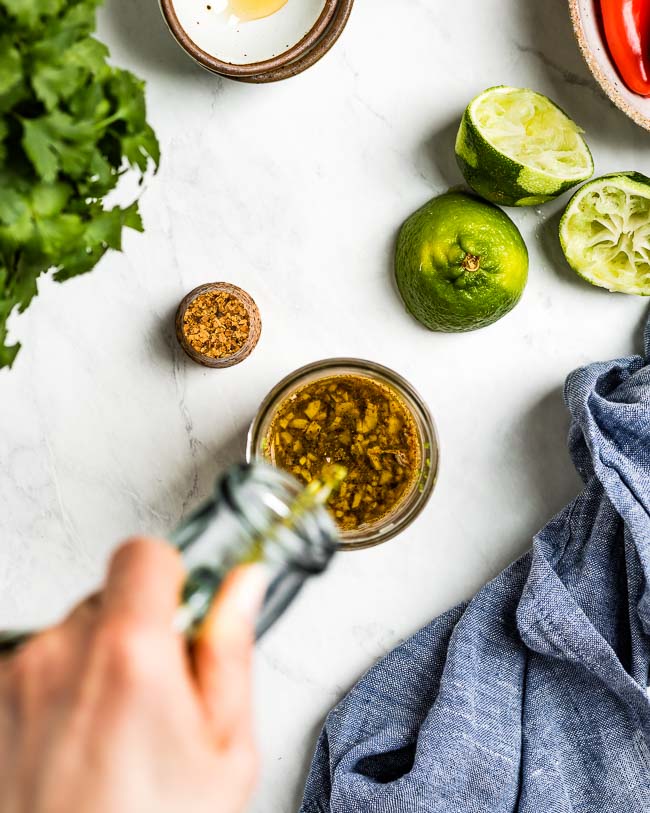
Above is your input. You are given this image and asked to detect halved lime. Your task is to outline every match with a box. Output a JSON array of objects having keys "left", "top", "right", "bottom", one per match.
[
  {"left": 395, "top": 191, "right": 529, "bottom": 332},
  {"left": 559, "top": 173, "right": 650, "bottom": 295},
  {"left": 455, "top": 86, "right": 594, "bottom": 207}
]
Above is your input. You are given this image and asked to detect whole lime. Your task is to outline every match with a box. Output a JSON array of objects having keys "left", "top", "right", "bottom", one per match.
[{"left": 395, "top": 192, "right": 529, "bottom": 332}]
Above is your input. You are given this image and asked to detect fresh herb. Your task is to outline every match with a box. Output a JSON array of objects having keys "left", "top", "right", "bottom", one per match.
[{"left": 0, "top": 0, "right": 160, "bottom": 368}]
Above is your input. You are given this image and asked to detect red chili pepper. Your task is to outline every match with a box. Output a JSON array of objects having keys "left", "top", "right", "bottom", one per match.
[{"left": 601, "top": 0, "right": 650, "bottom": 96}]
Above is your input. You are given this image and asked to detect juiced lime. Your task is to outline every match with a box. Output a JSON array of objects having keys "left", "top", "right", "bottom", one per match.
[
  {"left": 560, "top": 172, "right": 650, "bottom": 295},
  {"left": 455, "top": 86, "right": 594, "bottom": 207},
  {"left": 395, "top": 192, "right": 528, "bottom": 332}
]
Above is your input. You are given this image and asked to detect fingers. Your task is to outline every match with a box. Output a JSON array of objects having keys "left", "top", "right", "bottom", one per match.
[
  {"left": 101, "top": 538, "right": 185, "bottom": 629},
  {"left": 193, "top": 565, "right": 267, "bottom": 748},
  {"left": 63, "top": 593, "right": 101, "bottom": 629}
]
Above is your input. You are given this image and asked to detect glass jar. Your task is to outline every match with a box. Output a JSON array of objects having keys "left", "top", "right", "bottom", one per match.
[{"left": 247, "top": 359, "right": 439, "bottom": 550}]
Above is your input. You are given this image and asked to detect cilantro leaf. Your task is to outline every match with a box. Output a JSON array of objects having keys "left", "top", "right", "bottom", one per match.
[
  {"left": 0, "top": 0, "right": 159, "bottom": 368},
  {"left": 21, "top": 117, "right": 59, "bottom": 181},
  {"left": 0, "top": 39, "right": 22, "bottom": 95}
]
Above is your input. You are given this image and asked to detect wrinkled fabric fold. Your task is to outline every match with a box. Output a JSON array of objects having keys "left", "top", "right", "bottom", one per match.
[{"left": 300, "top": 319, "right": 650, "bottom": 813}]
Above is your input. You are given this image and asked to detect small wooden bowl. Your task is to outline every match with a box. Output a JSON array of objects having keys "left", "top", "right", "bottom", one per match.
[
  {"left": 569, "top": 0, "right": 650, "bottom": 131},
  {"left": 175, "top": 282, "right": 262, "bottom": 369}
]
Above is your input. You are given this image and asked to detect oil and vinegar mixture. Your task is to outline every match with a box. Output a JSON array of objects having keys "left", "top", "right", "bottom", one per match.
[{"left": 264, "top": 375, "right": 420, "bottom": 532}]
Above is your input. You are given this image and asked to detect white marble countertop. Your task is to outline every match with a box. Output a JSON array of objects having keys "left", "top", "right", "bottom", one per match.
[{"left": 2, "top": 0, "right": 649, "bottom": 810}]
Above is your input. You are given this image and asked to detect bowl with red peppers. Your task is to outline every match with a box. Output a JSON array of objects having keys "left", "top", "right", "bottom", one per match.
[{"left": 570, "top": 0, "right": 650, "bottom": 130}]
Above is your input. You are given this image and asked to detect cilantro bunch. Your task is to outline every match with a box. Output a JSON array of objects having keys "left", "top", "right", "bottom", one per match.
[{"left": 0, "top": 0, "right": 159, "bottom": 367}]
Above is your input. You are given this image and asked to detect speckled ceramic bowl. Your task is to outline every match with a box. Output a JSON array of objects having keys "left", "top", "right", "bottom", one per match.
[
  {"left": 160, "top": 0, "right": 354, "bottom": 82},
  {"left": 569, "top": 0, "right": 650, "bottom": 131}
]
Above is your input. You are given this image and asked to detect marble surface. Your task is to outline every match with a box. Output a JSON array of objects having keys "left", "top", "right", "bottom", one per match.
[{"left": 1, "top": 0, "right": 649, "bottom": 810}]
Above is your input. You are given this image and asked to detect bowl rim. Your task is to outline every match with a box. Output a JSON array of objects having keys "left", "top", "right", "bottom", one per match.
[
  {"left": 175, "top": 282, "right": 262, "bottom": 369},
  {"left": 568, "top": 0, "right": 650, "bottom": 132},
  {"left": 245, "top": 357, "right": 440, "bottom": 551},
  {"left": 159, "top": 0, "right": 339, "bottom": 78},
  {"left": 231, "top": 0, "right": 354, "bottom": 83}
]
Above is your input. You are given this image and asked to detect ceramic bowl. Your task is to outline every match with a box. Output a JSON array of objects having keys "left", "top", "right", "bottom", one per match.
[
  {"left": 569, "top": 0, "right": 650, "bottom": 131},
  {"left": 236, "top": 0, "right": 354, "bottom": 83},
  {"left": 160, "top": 0, "right": 354, "bottom": 82}
]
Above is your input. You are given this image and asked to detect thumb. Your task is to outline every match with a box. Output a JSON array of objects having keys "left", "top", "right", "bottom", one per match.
[{"left": 193, "top": 565, "right": 267, "bottom": 748}]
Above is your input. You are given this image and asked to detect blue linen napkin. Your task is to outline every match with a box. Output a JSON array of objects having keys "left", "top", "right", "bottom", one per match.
[{"left": 300, "top": 319, "right": 650, "bottom": 813}]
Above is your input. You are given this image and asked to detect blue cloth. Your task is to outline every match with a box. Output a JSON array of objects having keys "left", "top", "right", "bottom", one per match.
[{"left": 300, "top": 320, "right": 650, "bottom": 813}]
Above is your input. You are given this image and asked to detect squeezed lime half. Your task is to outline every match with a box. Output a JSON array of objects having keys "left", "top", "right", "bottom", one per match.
[
  {"left": 455, "top": 86, "right": 594, "bottom": 207},
  {"left": 395, "top": 191, "right": 529, "bottom": 332},
  {"left": 560, "top": 172, "right": 650, "bottom": 295}
]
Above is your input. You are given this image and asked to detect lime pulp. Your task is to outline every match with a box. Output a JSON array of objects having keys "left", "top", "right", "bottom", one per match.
[
  {"left": 560, "top": 172, "right": 650, "bottom": 295},
  {"left": 455, "top": 86, "right": 594, "bottom": 207}
]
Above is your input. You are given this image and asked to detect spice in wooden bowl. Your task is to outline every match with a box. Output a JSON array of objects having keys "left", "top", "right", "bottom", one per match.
[{"left": 176, "top": 283, "right": 261, "bottom": 368}]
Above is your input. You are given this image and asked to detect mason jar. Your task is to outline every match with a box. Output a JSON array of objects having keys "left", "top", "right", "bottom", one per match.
[{"left": 247, "top": 358, "right": 439, "bottom": 551}]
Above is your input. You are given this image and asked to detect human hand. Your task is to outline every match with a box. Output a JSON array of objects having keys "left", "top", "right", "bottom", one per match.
[{"left": 0, "top": 537, "right": 266, "bottom": 813}]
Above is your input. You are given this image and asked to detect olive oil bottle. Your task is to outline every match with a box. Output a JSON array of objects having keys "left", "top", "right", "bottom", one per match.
[
  {"left": 173, "top": 462, "right": 342, "bottom": 638},
  {"left": 0, "top": 463, "right": 342, "bottom": 653}
]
